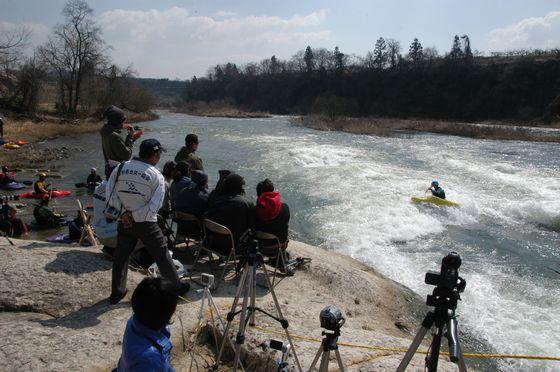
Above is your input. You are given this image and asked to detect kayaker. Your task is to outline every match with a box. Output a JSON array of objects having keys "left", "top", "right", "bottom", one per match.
[
  {"left": 86, "top": 167, "right": 102, "bottom": 188},
  {"left": 34, "top": 173, "right": 51, "bottom": 195},
  {"left": 100, "top": 105, "right": 143, "bottom": 179},
  {"left": 4, "top": 206, "right": 27, "bottom": 237},
  {"left": 428, "top": 180, "right": 446, "bottom": 199},
  {"left": 174, "top": 134, "right": 203, "bottom": 171},
  {"left": 0, "top": 166, "right": 15, "bottom": 184},
  {"left": 33, "top": 198, "right": 64, "bottom": 227}
]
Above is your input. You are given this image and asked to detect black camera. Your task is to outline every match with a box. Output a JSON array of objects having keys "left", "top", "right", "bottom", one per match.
[
  {"left": 319, "top": 305, "right": 345, "bottom": 331},
  {"left": 425, "top": 251, "right": 464, "bottom": 290}
]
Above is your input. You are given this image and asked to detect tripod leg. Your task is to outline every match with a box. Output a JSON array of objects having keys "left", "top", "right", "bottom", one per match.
[
  {"left": 214, "top": 264, "right": 249, "bottom": 369},
  {"left": 207, "top": 289, "right": 245, "bottom": 372},
  {"left": 334, "top": 348, "right": 345, "bottom": 371},
  {"left": 396, "top": 325, "right": 430, "bottom": 372},
  {"left": 318, "top": 349, "right": 330, "bottom": 372},
  {"left": 260, "top": 258, "right": 304, "bottom": 372},
  {"left": 250, "top": 263, "right": 256, "bottom": 326},
  {"left": 457, "top": 346, "right": 468, "bottom": 372},
  {"left": 232, "top": 264, "right": 254, "bottom": 372},
  {"left": 427, "top": 326, "right": 443, "bottom": 372},
  {"left": 308, "top": 343, "right": 325, "bottom": 372}
]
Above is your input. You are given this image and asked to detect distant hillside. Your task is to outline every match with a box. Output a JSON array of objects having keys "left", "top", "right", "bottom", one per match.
[{"left": 133, "top": 78, "right": 185, "bottom": 107}]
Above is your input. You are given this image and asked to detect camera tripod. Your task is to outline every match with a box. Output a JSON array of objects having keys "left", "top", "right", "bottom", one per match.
[
  {"left": 396, "top": 286, "right": 467, "bottom": 372},
  {"left": 308, "top": 328, "right": 345, "bottom": 372},
  {"left": 213, "top": 240, "right": 303, "bottom": 372},
  {"left": 187, "top": 273, "right": 246, "bottom": 371}
]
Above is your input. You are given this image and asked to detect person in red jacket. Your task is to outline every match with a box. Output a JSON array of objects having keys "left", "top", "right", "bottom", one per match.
[{"left": 254, "top": 178, "right": 291, "bottom": 273}]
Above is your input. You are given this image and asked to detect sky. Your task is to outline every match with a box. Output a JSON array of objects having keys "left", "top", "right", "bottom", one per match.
[{"left": 2, "top": 0, "right": 560, "bottom": 79}]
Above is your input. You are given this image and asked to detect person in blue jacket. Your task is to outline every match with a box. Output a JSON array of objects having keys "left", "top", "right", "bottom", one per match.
[
  {"left": 115, "top": 277, "right": 179, "bottom": 372},
  {"left": 428, "top": 180, "right": 446, "bottom": 199}
]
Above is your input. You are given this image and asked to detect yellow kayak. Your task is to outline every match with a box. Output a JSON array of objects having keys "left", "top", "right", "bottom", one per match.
[
  {"left": 3, "top": 143, "right": 20, "bottom": 149},
  {"left": 411, "top": 195, "right": 460, "bottom": 207}
]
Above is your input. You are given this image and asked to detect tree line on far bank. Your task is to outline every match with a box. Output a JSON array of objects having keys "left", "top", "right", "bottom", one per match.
[
  {"left": 183, "top": 36, "right": 560, "bottom": 122},
  {"left": 0, "top": 0, "right": 154, "bottom": 118}
]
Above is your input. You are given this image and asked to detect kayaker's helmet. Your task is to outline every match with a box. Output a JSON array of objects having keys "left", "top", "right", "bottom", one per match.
[
  {"left": 39, "top": 172, "right": 47, "bottom": 179},
  {"left": 91, "top": 167, "right": 97, "bottom": 173},
  {"left": 431, "top": 180, "right": 439, "bottom": 187}
]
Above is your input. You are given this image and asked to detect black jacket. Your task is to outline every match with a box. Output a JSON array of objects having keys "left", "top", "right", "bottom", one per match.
[{"left": 206, "top": 194, "right": 254, "bottom": 252}]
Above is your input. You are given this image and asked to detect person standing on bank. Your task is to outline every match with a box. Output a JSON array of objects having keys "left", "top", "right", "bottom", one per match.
[
  {"left": 106, "top": 139, "right": 189, "bottom": 304},
  {"left": 100, "top": 105, "right": 143, "bottom": 179},
  {"left": 174, "top": 134, "right": 203, "bottom": 171},
  {"left": 0, "top": 116, "right": 4, "bottom": 138}
]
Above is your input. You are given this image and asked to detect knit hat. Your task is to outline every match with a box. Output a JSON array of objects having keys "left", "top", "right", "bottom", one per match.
[{"left": 103, "top": 106, "right": 126, "bottom": 127}]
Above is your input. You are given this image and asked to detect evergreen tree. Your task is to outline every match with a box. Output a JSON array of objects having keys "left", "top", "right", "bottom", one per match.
[
  {"left": 304, "top": 46, "right": 314, "bottom": 72},
  {"left": 270, "top": 55, "right": 279, "bottom": 74},
  {"left": 373, "top": 37, "right": 388, "bottom": 69},
  {"left": 408, "top": 38, "right": 424, "bottom": 63},
  {"left": 449, "top": 35, "right": 464, "bottom": 59},
  {"left": 334, "top": 46, "right": 345, "bottom": 73}
]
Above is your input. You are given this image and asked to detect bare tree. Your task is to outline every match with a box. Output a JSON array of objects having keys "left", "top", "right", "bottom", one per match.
[
  {"left": 0, "top": 25, "right": 31, "bottom": 68},
  {"left": 37, "top": 0, "right": 108, "bottom": 116},
  {"left": 386, "top": 39, "right": 401, "bottom": 68}
]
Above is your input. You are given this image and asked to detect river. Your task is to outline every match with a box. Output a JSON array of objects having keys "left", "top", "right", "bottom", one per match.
[{"left": 15, "top": 111, "right": 560, "bottom": 371}]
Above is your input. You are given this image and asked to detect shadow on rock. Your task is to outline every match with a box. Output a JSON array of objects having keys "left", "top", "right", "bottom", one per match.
[
  {"left": 45, "top": 250, "right": 112, "bottom": 276},
  {"left": 37, "top": 299, "right": 129, "bottom": 329}
]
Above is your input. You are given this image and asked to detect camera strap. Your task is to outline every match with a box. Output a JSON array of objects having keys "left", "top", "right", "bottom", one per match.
[{"left": 105, "top": 162, "right": 125, "bottom": 212}]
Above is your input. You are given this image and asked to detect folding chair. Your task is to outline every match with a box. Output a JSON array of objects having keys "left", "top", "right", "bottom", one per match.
[
  {"left": 253, "top": 230, "right": 289, "bottom": 287},
  {"left": 173, "top": 211, "right": 203, "bottom": 250},
  {"left": 77, "top": 200, "right": 98, "bottom": 246},
  {"left": 197, "top": 218, "right": 238, "bottom": 281}
]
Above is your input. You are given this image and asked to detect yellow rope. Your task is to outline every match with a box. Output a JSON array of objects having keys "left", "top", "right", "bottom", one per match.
[{"left": 251, "top": 325, "right": 560, "bottom": 362}]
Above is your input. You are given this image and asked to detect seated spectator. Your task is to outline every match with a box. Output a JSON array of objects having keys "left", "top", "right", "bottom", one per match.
[
  {"left": 254, "top": 179, "right": 291, "bottom": 273},
  {"left": 205, "top": 173, "right": 254, "bottom": 254},
  {"left": 169, "top": 161, "right": 194, "bottom": 209},
  {"left": 33, "top": 198, "right": 64, "bottom": 227},
  {"left": 208, "top": 169, "right": 231, "bottom": 207},
  {"left": 175, "top": 170, "right": 209, "bottom": 239},
  {"left": 176, "top": 170, "right": 209, "bottom": 218},
  {"left": 115, "top": 277, "right": 178, "bottom": 372},
  {"left": 160, "top": 161, "right": 176, "bottom": 219}
]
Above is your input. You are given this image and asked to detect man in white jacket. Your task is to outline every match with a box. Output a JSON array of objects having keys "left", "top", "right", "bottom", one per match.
[{"left": 106, "top": 138, "right": 189, "bottom": 304}]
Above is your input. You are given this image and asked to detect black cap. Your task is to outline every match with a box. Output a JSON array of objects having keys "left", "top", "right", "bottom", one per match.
[{"left": 139, "top": 139, "right": 166, "bottom": 157}]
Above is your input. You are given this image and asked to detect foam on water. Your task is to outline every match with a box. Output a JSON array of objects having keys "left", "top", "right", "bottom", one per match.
[{"left": 147, "top": 114, "right": 560, "bottom": 371}]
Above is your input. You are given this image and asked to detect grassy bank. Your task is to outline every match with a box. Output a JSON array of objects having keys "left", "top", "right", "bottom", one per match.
[
  {"left": 1, "top": 110, "right": 159, "bottom": 169},
  {"left": 177, "top": 100, "right": 271, "bottom": 118},
  {"left": 295, "top": 115, "right": 560, "bottom": 142}
]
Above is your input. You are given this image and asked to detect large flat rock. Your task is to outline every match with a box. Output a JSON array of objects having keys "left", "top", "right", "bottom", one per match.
[{"left": 0, "top": 238, "right": 461, "bottom": 371}]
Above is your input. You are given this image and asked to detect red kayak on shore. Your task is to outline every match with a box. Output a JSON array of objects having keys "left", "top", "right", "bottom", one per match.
[{"left": 19, "top": 190, "right": 71, "bottom": 199}]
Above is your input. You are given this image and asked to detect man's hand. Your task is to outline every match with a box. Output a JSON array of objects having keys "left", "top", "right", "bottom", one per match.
[
  {"left": 121, "top": 211, "right": 134, "bottom": 228},
  {"left": 131, "top": 130, "right": 143, "bottom": 140}
]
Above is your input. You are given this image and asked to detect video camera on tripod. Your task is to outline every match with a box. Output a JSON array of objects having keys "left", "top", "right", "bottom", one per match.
[
  {"left": 425, "top": 251, "right": 466, "bottom": 308},
  {"left": 397, "top": 251, "right": 468, "bottom": 372}
]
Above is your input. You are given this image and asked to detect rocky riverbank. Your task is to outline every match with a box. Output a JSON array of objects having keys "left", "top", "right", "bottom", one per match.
[
  {"left": 0, "top": 238, "right": 469, "bottom": 371},
  {"left": 0, "top": 110, "right": 159, "bottom": 169}
]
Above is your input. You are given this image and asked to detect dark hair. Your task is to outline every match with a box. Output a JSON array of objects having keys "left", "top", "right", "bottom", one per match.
[
  {"left": 162, "top": 161, "right": 176, "bottom": 179},
  {"left": 173, "top": 161, "right": 191, "bottom": 182},
  {"left": 222, "top": 173, "right": 245, "bottom": 196},
  {"left": 131, "top": 277, "right": 178, "bottom": 330},
  {"left": 185, "top": 134, "right": 198, "bottom": 147},
  {"left": 256, "top": 178, "right": 274, "bottom": 196}
]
